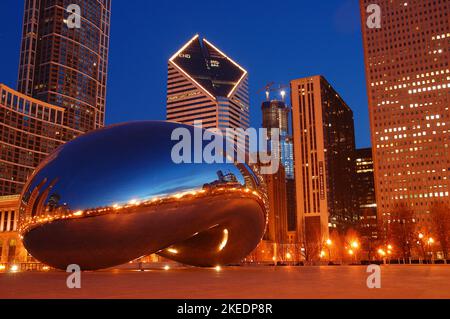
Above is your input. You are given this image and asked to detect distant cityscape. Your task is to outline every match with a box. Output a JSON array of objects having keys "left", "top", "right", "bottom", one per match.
[{"left": 0, "top": 0, "right": 449, "bottom": 271}]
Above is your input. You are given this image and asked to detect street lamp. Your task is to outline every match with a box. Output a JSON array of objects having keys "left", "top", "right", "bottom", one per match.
[
  {"left": 378, "top": 248, "right": 387, "bottom": 264},
  {"left": 325, "top": 239, "right": 332, "bottom": 263},
  {"left": 417, "top": 233, "right": 427, "bottom": 260},
  {"left": 428, "top": 237, "right": 435, "bottom": 262},
  {"left": 349, "top": 241, "right": 360, "bottom": 263}
]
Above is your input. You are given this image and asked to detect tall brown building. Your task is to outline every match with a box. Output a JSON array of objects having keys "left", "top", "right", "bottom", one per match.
[
  {"left": 291, "top": 76, "right": 356, "bottom": 246},
  {"left": 360, "top": 0, "right": 450, "bottom": 227},
  {"left": 0, "top": 0, "right": 111, "bottom": 196},
  {"left": 18, "top": 0, "right": 111, "bottom": 131},
  {"left": 263, "top": 165, "right": 288, "bottom": 244}
]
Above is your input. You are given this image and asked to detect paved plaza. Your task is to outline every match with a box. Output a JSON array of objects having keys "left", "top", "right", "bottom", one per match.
[{"left": 1, "top": 265, "right": 449, "bottom": 299}]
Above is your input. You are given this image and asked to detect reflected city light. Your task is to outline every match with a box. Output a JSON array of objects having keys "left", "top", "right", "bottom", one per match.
[
  {"left": 218, "top": 229, "right": 229, "bottom": 252},
  {"left": 167, "top": 248, "right": 179, "bottom": 255}
]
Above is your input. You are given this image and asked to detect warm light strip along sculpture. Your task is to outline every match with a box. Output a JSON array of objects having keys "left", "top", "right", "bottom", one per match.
[{"left": 18, "top": 121, "right": 268, "bottom": 270}]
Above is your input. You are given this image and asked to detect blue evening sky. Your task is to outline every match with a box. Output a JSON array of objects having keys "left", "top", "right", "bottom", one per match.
[{"left": 0, "top": 0, "right": 371, "bottom": 148}]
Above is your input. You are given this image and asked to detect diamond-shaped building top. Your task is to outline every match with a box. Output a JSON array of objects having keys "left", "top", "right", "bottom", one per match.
[
  {"left": 170, "top": 36, "right": 246, "bottom": 98},
  {"left": 167, "top": 35, "right": 249, "bottom": 132}
]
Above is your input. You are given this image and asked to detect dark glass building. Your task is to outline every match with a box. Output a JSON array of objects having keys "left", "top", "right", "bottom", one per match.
[
  {"left": 355, "top": 147, "right": 378, "bottom": 239},
  {"left": 18, "top": 0, "right": 111, "bottom": 131},
  {"left": 261, "top": 100, "right": 294, "bottom": 178}
]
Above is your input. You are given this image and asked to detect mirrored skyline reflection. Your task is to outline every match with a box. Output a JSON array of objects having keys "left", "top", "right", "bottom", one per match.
[{"left": 21, "top": 121, "right": 252, "bottom": 212}]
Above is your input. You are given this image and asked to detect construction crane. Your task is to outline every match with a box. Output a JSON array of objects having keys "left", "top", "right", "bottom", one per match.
[{"left": 257, "top": 82, "right": 289, "bottom": 101}]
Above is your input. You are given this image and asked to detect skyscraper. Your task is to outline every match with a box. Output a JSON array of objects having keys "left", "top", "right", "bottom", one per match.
[
  {"left": 355, "top": 148, "right": 378, "bottom": 240},
  {"left": 360, "top": 0, "right": 450, "bottom": 227},
  {"left": 291, "top": 75, "right": 356, "bottom": 246},
  {"left": 0, "top": 0, "right": 111, "bottom": 196},
  {"left": 261, "top": 100, "right": 294, "bottom": 179},
  {"left": 18, "top": 0, "right": 111, "bottom": 131},
  {"left": 263, "top": 165, "right": 288, "bottom": 244},
  {"left": 261, "top": 99, "right": 296, "bottom": 235},
  {"left": 166, "top": 35, "right": 249, "bottom": 132}
]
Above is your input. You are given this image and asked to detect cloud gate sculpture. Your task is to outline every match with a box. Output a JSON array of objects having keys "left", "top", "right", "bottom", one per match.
[{"left": 18, "top": 121, "right": 268, "bottom": 270}]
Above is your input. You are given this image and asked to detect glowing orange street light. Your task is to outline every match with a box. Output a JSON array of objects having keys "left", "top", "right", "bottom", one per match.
[
  {"left": 428, "top": 238, "right": 434, "bottom": 245},
  {"left": 324, "top": 239, "right": 332, "bottom": 263},
  {"left": 351, "top": 241, "right": 359, "bottom": 249},
  {"left": 348, "top": 249, "right": 354, "bottom": 256},
  {"left": 418, "top": 233, "right": 424, "bottom": 239}
]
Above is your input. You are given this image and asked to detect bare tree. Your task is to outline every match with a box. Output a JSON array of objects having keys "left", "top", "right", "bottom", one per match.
[
  {"left": 387, "top": 207, "right": 417, "bottom": 259},
  {"left": 299, "top": 220, "right": 322, "bottom": 262},
  {"left": 430, "top": 203, "right": 450, "bottom": 259}
]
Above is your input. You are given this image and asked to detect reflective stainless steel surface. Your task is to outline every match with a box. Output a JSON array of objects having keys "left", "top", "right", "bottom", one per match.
[{"left": 19, "top": 121, "right": 268, "bottom": 270}]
